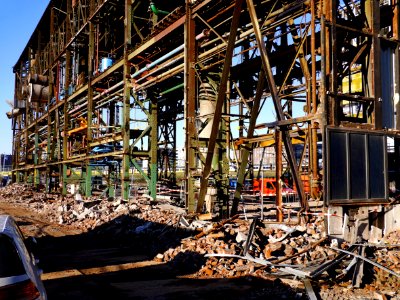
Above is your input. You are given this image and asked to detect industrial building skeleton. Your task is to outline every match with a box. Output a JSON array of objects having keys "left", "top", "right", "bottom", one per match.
[{"left": 9, "top": 0, "right": 400, "bottom": 240}]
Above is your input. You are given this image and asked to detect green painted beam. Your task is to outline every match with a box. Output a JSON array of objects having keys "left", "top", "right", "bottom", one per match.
[{"left": 85, "top": 165, "right": 92, "bottom": 197}]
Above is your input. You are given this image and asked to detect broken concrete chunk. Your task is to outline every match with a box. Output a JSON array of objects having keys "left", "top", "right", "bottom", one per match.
[{"left": 236, "top": 231, "right": 248, "bottom": 244}]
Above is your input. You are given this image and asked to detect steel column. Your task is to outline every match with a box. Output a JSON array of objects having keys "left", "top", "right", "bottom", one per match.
[
  {"left": 62, "top": 0, "right": 73, "bottom": 195},
  {"left": 184, "top": 2, "right": 197, "bottom": 213},
  {"left": 122, "top": 0, "right": 132, "bottom": 201},
  {"left": 150, "top": 96, "right": 158, "bottom": 201},
  {"left": 34, "top": 129, "right": 39, "bottom": 188},
  {"left": 275, "top": 128, "right": 283, "bottom": 222},
  {"left": 371, "top": 0, "right": 382, "bottom": 129},
  {"left": 85, "top": 0, "right": 96, "bottom": 196}
]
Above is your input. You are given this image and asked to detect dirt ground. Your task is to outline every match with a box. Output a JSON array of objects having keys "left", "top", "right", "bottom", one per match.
[{"left": 0, "top": 195, "right": 304, "bottom": 299}]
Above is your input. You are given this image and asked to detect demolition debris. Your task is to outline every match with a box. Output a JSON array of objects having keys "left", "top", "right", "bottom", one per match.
[{"left": 0, "top": 183, "right": 400, "bottom": 299}]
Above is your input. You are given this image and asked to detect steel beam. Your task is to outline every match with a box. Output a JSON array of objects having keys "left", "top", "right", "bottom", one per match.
[
  {"left": 122, "top": 0, "right": 132, "bottom": 201},
  {"left": 184, "top": 2, "right": 197, "bottom": 213},
  {"left": 275, "top": 129, "right": 283, "bottom": 222},
  {"left": 85, "top": 0, "right": 96, "bottom": 196},
  {"left": 372, "top": 0, "right": 382, "bottom": 129},
  {"left": 150, "top": 96, "right": 158, "bottom": 201},
  {"left": 62, "top": 0, "right": 73, "bottom": 195}
]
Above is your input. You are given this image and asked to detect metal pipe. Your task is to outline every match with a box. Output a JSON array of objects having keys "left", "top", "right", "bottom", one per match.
[
  {"left": 72, "top": 88, "right": 123, "bottom": 117},
  {"left": 131, "top": 44, "right": 184, "bottom": 79},
  {"left": 135, "top": 53, "right": 184, "bottom": 84},
  {"left": 150, "top": 2, "right": 169, "bottom": 16},
  {"left": 159, "top": 83, "right": 184, "bottom": 96},
  {"left": 131, "top": 31, "right": 208, "bottom": 80},
  {"left": 69, "top": 80, "right": 124, "bottom": 114}
]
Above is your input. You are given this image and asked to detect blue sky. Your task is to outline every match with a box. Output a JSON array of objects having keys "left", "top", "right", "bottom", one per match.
[{"left": 0, "top": 1, "right": 49, "bottom": 154}]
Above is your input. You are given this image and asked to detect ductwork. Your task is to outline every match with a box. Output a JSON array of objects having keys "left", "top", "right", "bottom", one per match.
[{"left": 29, "top": 83, "right": 49, "bottom": 103}]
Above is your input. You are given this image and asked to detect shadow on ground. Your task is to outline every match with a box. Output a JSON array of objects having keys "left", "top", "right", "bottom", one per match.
[{"left": 27, "top": 214, "right": 304, "bottom": 299}]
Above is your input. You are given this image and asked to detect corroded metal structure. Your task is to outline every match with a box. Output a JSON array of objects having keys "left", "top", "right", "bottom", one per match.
[{"left": 10, "top": 0, "right": 400, "bottom": 238}]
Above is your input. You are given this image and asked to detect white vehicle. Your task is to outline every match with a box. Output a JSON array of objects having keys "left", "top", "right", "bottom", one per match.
[{"left": 0, "top": 215, "right": 47, "bottom": 299}]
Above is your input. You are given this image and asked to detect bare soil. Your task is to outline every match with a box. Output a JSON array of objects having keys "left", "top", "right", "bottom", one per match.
[{"left": 0, "top": 197, "right": 303, "bottom": 300}]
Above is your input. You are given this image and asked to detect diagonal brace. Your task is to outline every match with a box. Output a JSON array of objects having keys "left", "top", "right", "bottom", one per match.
[{"left": 246, "top": 0, "right": 309, "bottom": 211}]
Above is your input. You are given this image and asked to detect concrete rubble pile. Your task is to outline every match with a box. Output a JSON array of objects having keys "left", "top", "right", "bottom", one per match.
[
  {"left": 0, "top": 183, "right": 182, "bottom": 232},
  {"left": 1, "top": 183, "right": 400, "bottom": 299},
  {"left": 372, "top": 231, "right": 400, "bottom": 293},
  {"left": 155, "top": 216, "right": 328, "bottom": 276},
  {"left": 156, "top": 215, "right": 400, "bottom": 299}
]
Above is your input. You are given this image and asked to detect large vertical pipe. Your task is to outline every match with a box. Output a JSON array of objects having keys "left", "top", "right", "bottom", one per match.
[
  {"left": 197, "top": 0, "right": 244, "bottom": 213},
  {"left": 184, "top": 2, "right": 197, "bottom": 213},
  {"left": 122, "top": 0, "right": 132, "bottom": 200}
]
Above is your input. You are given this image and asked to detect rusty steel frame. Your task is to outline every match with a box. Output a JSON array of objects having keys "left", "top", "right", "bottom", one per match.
[{"left": 8, "top": 0, "right": 400, "bottom": 224}]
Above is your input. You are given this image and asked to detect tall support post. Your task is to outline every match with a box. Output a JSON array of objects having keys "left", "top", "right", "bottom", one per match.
[
  {"left": 197, "top": 0, "right": 244, "bottom": 213},
  {"left": 365, "top": 0, "right": 381, "bottom": 127},
  {"left": 122, "top": 0, "right": 132, "bottom": 200},
  {"left": 34, "top": 129, "right": 39, "bottom": 188},
  {"left": 149, "top": 96, "right": 158, "bottom": 201},
  {"left": 275, "top": 128, "right": 283, "bottom": 222},
  {"left": 320, "top": 13, "right": 329, "bottom": 208},
  {"left": 85, "top": 0, "right": 96, "bottom": 196},
  {"left": 310, "top": 0, "right": 320, "bottom": 199},
  {"left": 85, "top": 0, "right": 96, "bottom": 197},
  {"left": 320, "top": 13, "right": 328, "bottom": 129},
  {"left": 172, "top": 121, "right": 177, "bottom": 183},
  {"left": 328, "top": 0, "right": 338, "bottom": 126},
  {"left": 246, "top": 0, "right": 309, "bottom": 211},
  {"left": 62, "top": 0, "right": 73, "bottom": 195},
  {"left": 25, "top": 54, "right": 31, "bottom": 184},
  {"left": 109, "top": 166, "right": 115, "bottom": 198},
  {"left": 372, "top": 0, "right": 382, "bottom": 129},
  {"left": 184, "top": 2, "right": 197, "bottom": 213},
  {"left": 11, "top": 73, "right": 18, "bottom": 183},
  {"left": 47, "top": 72, "right": 54, "bottom": 192},
  {"left": 85, "top": 166, "right": 92, "bottom": 197}
]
